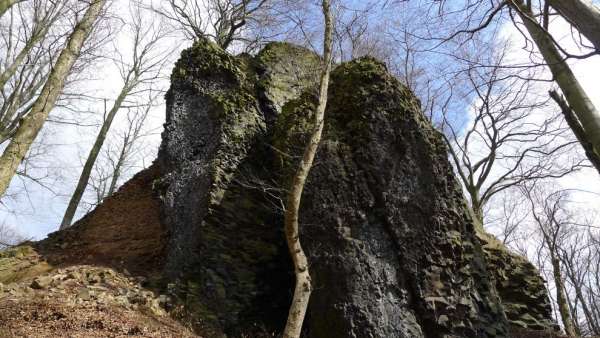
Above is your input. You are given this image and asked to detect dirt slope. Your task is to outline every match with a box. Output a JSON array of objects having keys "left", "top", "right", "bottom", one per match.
[
  {"left": 0, "top": 265, "right": 197, "bottom": 338},
  {"left": 0, "top": 164, "right": 200, "bottom": 338},
  {"left": 35, "top": 164, "right": 165, "bottom": 276}
]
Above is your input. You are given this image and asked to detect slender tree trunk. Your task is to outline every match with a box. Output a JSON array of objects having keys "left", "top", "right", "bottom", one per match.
[
  {"left": 513, "top": 1, "right": 600, "bottom": 162},
  {"left": 0, "top": 0, "right": 20, "bottom": 18},
  {"left": 551, "top": 255, "right": 579, "bottom": 337},
  {"left": 465, "top": 187, "right": 485, "bottom": 232},
  {"left": 470, "top": 196, "right": 484, "bottom": 231},
  {"left": 61, "top": 84, "right": 131, "bottom": 228},
  {"left": 106, "top": 140, "right": 127, "bottom": 197},
  {"left": 0, "top": 9, "right": 56, "bottom": 90},
  {"left": 573, "top": 281, "right": 599, "bottom": 334},
  {"left": 563, "top": 257, "right": 596, "bottom": 333},
  {"left": 0, "top": 0, "right": 106, "bottom": 198},
  {"left": 547, "top": 0, "right": 600, "bottom": 51},
  {"left": 0, "top": 42, "right": 41, "bottom": 91},
  {"left": 282, "top": 1, "right": 332, "bottom": 337}
]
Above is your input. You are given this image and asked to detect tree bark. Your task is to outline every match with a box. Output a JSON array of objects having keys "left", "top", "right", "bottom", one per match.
[
  {"left": 60, "top": 84, "right": 131, "bottom": 228},
  {"left": 513, "top": 1, "right": 600, "bottom": 165},
  {"left": 550, "top": 90, "right": 600, "bottom": 175},
  {"left": 468, "top": 191, "right": 485, "bottom": 231},
  {"left": 551, "top": 255, "right": 579, "bottom": 337},
  {"left": 282, "top": 1, "right": 332, "bottom": 337},
  {"left": 547, "top": 0, "right": 600, "bottom": 51},
  {"left": 0, "top": 0, "right": 106, "bottom": 198}
]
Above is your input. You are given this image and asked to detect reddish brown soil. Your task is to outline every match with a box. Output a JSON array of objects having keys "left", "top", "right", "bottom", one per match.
[
  {"left": 0, "top": 266, "right": 197, "bottom": 338},
  {"left": 0, "top": 165, "right": 202, "bottom": 338},
  {"left": 35, "top": 164, "right": 165, "bottom": 277}
]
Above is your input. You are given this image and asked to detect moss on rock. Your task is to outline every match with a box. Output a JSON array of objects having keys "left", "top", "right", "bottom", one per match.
[
  {"left": 157, "top": 40, "right": 321, "bottom": 336},
  {"left": 254, "top": 42, "right": 321, "bottom": 125},
  {"left": 480, "top": 232, "right": 558, "bottom": 331}
]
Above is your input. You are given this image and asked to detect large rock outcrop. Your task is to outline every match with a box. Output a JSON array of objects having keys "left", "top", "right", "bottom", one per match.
[
  {"left": 155, "top": 39, "right": 557, "bottom": 337},
  {"left": 0, "top": 39, "right": 557, "bottom": 338}
]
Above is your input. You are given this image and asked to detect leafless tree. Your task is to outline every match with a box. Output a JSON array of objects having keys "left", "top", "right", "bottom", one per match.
[
  {"left": 330, "top": 2, "right": 392, "bottom": 62},
  {"left": 510, "top": 0, "right": 600, "bottom": 180},
  {"left": 60, "top": 2, "right": 171, "bottom": 228},
  {"left": 0, "top": 0, "right": 107, "bottom": 198},
  {"left": 427, "top": 0, "right": 600, "bottom": 182},
  {"left": 485, "top": 189, "right": 530, "bottom": 247},
  {"left": 86, "top": 91, "right": 160, "bottom": 208},
  {"left": 443, "top": 40, "right": 585, "bottom": 228},
  {"left": 283, "top": 0, "right": 332, "bottom": 337},
  {"left": 561, "top": 227, "right": 600, "bottom": 336},
  {"left": 151, "top": 0, "right": 271, "bottom": 50},
  {"left": 0, "top": 0, "right": 67, "bottom": 144},
  {"left": 521, "top": 183, "right": 579, "bottom": 336}
]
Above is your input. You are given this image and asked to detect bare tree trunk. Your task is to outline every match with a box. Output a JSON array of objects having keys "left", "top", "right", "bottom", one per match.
[
  {"left": 282, "top": 1, "right": 332, "bottom": 337},
  {"left": 468, "top": 192, "right": 485, "bottom": 231},
  {"left": 0, "top": 1, "right": 61, "bottom": 90},
  {"left": 0, "top": 0, "right": 106, "bottom": 198},
  {"left": 106, "top": 147, "right": 125, "bottom": 197},
  {"left": 551, "top": 255, "right": 579, "bottom": 337},
  {"left": 0, "top": 0, "right": 20, "bottom": 18},
  {"left": 568, "top": 270, "right": 599, "bottom": 334},
  {"left": 513, "top": 1, "right": 600, "bottom": 163},
  {"left": 547, "top": 0, "right": 600, "bottom": 51},
  {"left": 61, "top": 87, "right": 130, "bottom": 228},
  {"left": 550, "top": 90, "right": 600, "bottom": 174}
]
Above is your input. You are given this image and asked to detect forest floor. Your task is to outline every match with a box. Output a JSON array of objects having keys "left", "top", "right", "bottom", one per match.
[{"left": 0, "top": 265, "right": 197, "bottom": 338}]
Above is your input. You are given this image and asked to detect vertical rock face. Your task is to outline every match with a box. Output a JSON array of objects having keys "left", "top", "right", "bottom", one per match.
[
  {"left": 157, "top": 40, "right": 321, "bottom": 336},
  {"left": 275, "top": 59, "right": 508, "bottom": 337},
  {"left": 157, "top": 40, "right": 556, "bottom": 337},
  {"left": 480, "top": 233, "right": 556, "bottom": 331},
  {"left": 158, "top": 41, "right": 265, "bottom": 279}
]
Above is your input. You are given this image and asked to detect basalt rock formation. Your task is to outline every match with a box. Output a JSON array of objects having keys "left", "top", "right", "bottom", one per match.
[
  {"left": 0, "top": 40, "right": 557, "bottom": 338},
  {"left": 154, "top": 39, "right": 557, "bottom": 337}
]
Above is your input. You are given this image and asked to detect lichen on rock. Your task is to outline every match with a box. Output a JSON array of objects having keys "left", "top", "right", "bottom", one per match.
[
  {"left": 156, "top": 39, "right": 322, "bottom": 336},
  {"left": 480, "top": 232, "right": 557, "bottom": 331},
  {"left": 271, "top": 57, "right": 509, "bottom": 337},
  {"left": 0, "top": 246, "right": 52, "bottom": 284},
  {"left": 157, "top": 41, "right": 557, "bottom": 337}
]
